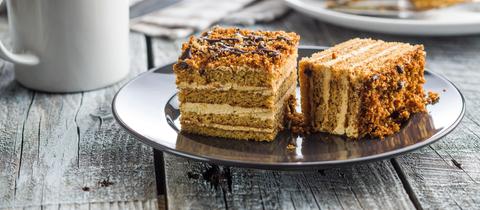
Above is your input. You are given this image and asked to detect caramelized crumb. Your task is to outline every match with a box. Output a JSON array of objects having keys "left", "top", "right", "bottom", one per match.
[
  {"left": 285, "top": 95, "right": 310, "bottom": 135},
  {"left": 426, "top": 91, "right": 440, "bottom": 105},
  {"left": 98, "top": 179, "right": 114, "bottom": 187},
  {"left": 399, "top": 110, "right": 410, "bottom": 120},
  {"left": 332, "top": 52, "right": 337, "bottom": 59},
  {"left": 286, "top": 144, "right": 296, "bottom": 150}
]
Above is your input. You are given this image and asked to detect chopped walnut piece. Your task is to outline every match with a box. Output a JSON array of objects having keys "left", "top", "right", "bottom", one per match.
[
  {"left": 286, "top": 144, "right": 296, "bottom": 150},
  {"left": 426, "top": 91, "right": 440, "bottom": 105}
]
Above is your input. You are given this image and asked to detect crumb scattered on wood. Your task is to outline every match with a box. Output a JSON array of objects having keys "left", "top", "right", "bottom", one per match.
[
  {"left": 187, "top": 171, "right": 200, "bottom": 179},
  {"left": 286, "top": 143, "right": 296, "bottom": 150},
  {"left": 285, "top": 95, "right": 310, "bottom": 135},
  {"left": 318, "top": 169, "right": 326, "bottom": 176},
  {"left": 426, "top": 91, "right": 440, "bottom": 105},
  {"left": 98, "top": 179, "right": 114, "bottom": 187}
]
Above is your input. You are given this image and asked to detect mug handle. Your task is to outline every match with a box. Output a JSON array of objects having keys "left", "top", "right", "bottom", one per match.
[
  {"left": 0, "top": 42, "right": 39, "bottom": 65},
  {"left": 0, "top": 0, "right": 39, "bottom": 66}
]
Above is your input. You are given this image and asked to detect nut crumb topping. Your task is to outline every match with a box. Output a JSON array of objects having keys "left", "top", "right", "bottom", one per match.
[
  {"left": 332, "top": 52, "right": 337, "bottom": 59},
  {"left": 426, "top": 91, "right": 440, "bottom": 105},
  {"left": 174, "top": 26, "right": 300, "bottom": 73}
]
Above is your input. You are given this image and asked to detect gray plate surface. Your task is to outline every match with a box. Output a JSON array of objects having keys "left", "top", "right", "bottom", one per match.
[{"left": 113, "top": 46, "right": 465, "bottom": 169}]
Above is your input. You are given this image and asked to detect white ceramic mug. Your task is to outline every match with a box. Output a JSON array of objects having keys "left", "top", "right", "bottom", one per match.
[{"left": 1, "top": 0, "right": 130, "bottom": 92}]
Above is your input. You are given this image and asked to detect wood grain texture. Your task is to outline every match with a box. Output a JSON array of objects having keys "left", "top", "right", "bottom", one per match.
[
  {"left": 163, "top": 157, "right": 414, "bottom": 210},
  {"left": 153, "top": 12, "right": 419, "bottom": 210},
  {"left": 2, "top": 199, "right": 159, "bottom": 210},
  {"left": 0, "top": 29, "right": 158, "bottom": 208}
]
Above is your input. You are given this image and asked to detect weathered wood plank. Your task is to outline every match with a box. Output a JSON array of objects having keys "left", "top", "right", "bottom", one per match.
[
  {"left": 153, "top": 12, "right": 416, "bottom": 209},
  {"left": 0, "top": 199, "right": 160, "bottom": 210},
  {"left": 0, "top": 17, "right": 35, "bottom": 207},
  {"left": 0, "top": 25, "right": 34, "bottom": 208},
  {"left": 163, "top": 157, "right": 414, "bottom": 210},
  {"left": 0, "top": 27, "right": 158, "bottom": 208}
]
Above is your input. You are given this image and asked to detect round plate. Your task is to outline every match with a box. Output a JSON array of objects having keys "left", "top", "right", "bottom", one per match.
[
  {"left": 112, "top": 46, "right": 465, "bottom": 170},
  {"left": 284, "top": 0, "right": 480, "bottom": 36}
]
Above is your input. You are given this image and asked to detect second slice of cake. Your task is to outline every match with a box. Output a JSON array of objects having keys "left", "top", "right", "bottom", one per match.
[
  {"left": 174, "top": 27, "right": 300, "bottom": 141},
  {"left": 299, "top": 38, "right": 427, "bottom": 138}
]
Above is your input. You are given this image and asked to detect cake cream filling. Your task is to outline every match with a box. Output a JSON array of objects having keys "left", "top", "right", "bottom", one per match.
[
  {"left": 345, "top": 86, "right": 360, "bottom": 137},
  {"left": 352, "top": 45, "right": 401, "bottom": 68},
  {"left": 177, "top": 53, "right": 297, "bottom": 95},
  {"left": 181, "top": 84, "right": 296, "bottom": 132},
  {"left": 332, "top": 73, "right": 349, "bottom": 135},
  {"left": 320, "top": 68, "right": 331, "bottom": 129},
  {"left": 308, "top": 71, "right": 315, "bottom": 128},
  {"left": 181, "top": 103, "right": 274, "bottom": 119},
  {"left": 310, "top": 39, "right": 370, "bottom": 62},
  {"left": 178, "top": 83, "right": 270, "bottom": 92}
]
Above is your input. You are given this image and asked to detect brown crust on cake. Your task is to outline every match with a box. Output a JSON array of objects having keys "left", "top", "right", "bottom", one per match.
[
  {"left": 358, "top": 44, "right": 427, "bottom": 138},
  {"left": 173, "top": 26, "right": 300, "bottom": 75}
]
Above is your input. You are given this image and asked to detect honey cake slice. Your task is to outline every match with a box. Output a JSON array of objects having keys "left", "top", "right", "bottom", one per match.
[
  {"left": 410, "top": 0, "right": 467, "bottom": 10},
  {"left": 174, "top": 27, "right": 300, "bottom": 141},
  {"left": 299, "top": 38, "right": 427, "bottom": 138},
  {"left": 326, "top": 0, "right": 467, "bottom": 11}
]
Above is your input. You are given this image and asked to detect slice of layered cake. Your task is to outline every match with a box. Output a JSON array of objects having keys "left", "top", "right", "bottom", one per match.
[
  {"left": 299, "top": 38, "right": 427, "bottom": 138},
  {"left": 326, "top": 0, "right": 467, "bottom": 11},
  {"left": 174, "top": 27, "right": 300, "bottom": 141},
  {"left": 410, "top": 0, "right": 467, "bottom": 10}
]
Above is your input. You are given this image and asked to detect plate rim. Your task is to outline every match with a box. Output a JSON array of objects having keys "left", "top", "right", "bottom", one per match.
[
  {"left": 112, "top": 49, "right": 466, "bottom": 170},
  {"left": 283, "top": 0, "right": 480, "bottom": 36}
]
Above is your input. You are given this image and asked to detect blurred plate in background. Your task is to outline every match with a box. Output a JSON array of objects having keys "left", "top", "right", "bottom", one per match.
[{"left": 284, "top": 0, "right": 480, "bottom": 36}]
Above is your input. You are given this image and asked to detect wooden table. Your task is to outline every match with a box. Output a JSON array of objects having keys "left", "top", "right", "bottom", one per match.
[{"left": 1, "top": 11, "right": 480, "bottom": 210}]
